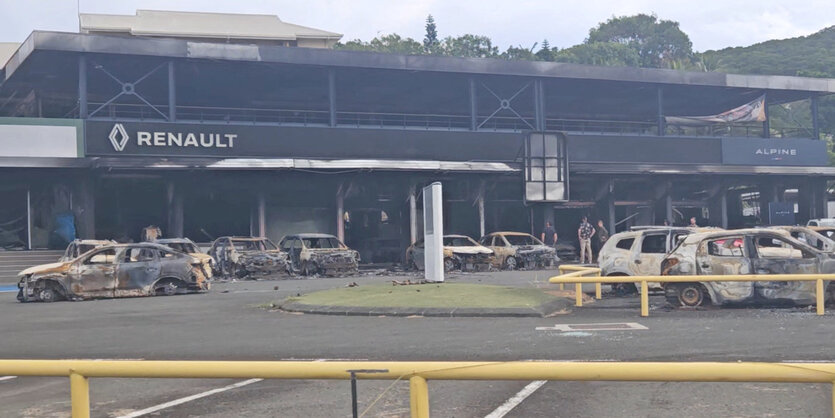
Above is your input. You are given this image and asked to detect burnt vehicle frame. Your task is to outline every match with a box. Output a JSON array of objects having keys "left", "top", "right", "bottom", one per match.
[
  {"left": 208, "top": 236, "right": 291, "bottom": 279},
  {"left": 479, "top": 232, "right": 558, "bottom": 270},
  {"left": 661, "top": 229, "right": 835, "bottom": 307},
  {"left": 406, "top": 234, "right": 494, "bottom": 272},
  {"left": 60, "top": 239, "right": 116, "bottom": 262},
  {"left": 17, "top": 242, "right": 210, "bottom": 302},
  {"left": 278, "top": 233, "right": 360, "bottom": 276}
]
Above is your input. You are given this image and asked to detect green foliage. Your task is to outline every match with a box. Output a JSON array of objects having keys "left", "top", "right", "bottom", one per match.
[
  {"left": 336, "top": 34, "right": 424, "bottom": 55},
  {"left": 554, "top": 42, "right": 641, "bottom": 67},
  {"left": 587, "top": 13, "right": 693, "bottom": 68},
  {"left": 501, "top": 44, "right": 538, "bottom": 61},
  {"left": 424, "top": 15, "right": 440, "bottom": 54},
  {"left": 442, "top": 34, "right": 500, "bottom": 58}
]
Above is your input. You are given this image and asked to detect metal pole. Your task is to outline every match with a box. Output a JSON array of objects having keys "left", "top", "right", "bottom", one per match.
[
  {"left": 70, "top": 372, "right": 90, "bottom": 418},
  {"left": 409, "top": 376, "right": 429, "bottom": 418},
  {"left": 657, "top": 86, "right": 664, "bottom": 136},
  {"left": 469, "top": 78, "right": 477, "bottom": 131},
  {"left": 817, "top": 279, "right": 825, "bottom": 316},
  {"left": 350, "top": 372, "right": 358, "bottom": 418},
  {"left": 78, "top": 55, "right": 87, "bottom": 118},
  {"left": 257, "top": 193, "right": 266, "bottom": 237},
  {"left": 409, "top": 186, "right": 417, "bottom": 244},
  {"left": 811, "top": 95, "right": 820, "bottom": 140},
  {"left": 762, "top": 92, "right": 770, "bottom": 138},
  {"left": 575, "top": 283, "right": 583, "bottom": 307},
  {"left": 168, "top": 61, "right": 176, "bottom": 121},
  {"left": 478, "top": 196, "right": 485, "bottom": 239},
  {"left": 328, "top": 69, "right": 337, "bottom": 127},
  {"left": 337, "top": 186, "right": 345, "bottom": 243},
  {"left": 720, "top": 190, "right": 728, "bottom": 229},
  {"left": 26, "top": 188, "right": 32, "bottom": 250},
  {"left": 641, "top": 281, "right": 649, "bottom": 317}
]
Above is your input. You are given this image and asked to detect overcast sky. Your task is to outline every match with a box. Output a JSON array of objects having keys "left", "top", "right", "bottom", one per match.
[{"left": 1, "top": 0, "right": 834, "bottom": 52}]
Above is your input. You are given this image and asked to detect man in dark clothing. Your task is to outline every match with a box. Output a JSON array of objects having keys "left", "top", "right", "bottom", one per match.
[
  {"left": 594, "top": 220, "right": 609, "bottom": 262},
  {"left": 541, "top": 221, "right": 557, "bottom": 246}
]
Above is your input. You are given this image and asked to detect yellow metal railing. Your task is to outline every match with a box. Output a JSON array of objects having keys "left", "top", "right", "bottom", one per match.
[
  {"left": 2, "top": 359, "right": 835, "bottom": 418},
  {"left": 550, "top": 266, "right": 834, "bottom": 317}
]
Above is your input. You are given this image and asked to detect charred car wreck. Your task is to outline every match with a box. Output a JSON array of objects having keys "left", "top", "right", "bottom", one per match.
[
  {"left": 480, "top": 232, "right": 558, "bottom": 270},
  {"left": 661, "top": 229, "right": 835, "bottom": 307},
  {"left": 60, "top": 239, "right": 116, "bottom": 261},
  {"left": 279, "top": 234, "right": 360, "bottom": 276},
  {"left": 17, "top": 243, "right": 210, "bottom": 302},
  {"left": 208, "top": 237, "right": 291, "bottom": 279},
  {"left": 406, "top": 235, "right": 493, "bottom": 272}
]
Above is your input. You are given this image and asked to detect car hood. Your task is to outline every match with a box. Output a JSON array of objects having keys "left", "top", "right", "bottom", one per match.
[
  {"left": 447, "top": 246, "right": 493, "bottom": 255},
  {"left": 19, "top": 261, "right": 71, "bottom": 277},
  {"left": 514, "top": 245, "right": 556, "bottom": 255},
  {"left": 309, "top": 249, "right": 356, "bottom": 257},
  {"left": 189, "top": 253, "right": 213, "bottom": 262}
]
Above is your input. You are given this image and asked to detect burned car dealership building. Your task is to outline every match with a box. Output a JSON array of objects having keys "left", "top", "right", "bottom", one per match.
[{"left": 2, "top": 12, "right": 835, "bottom": 262}]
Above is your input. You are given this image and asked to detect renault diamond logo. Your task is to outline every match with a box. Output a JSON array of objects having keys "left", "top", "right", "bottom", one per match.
[{"left": 108, "top": 124, "right": 129, "bottom": 152}]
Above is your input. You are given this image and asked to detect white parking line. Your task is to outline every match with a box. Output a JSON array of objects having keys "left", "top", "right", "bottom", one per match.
[
  {"left": 0, "top": 376, "right": 17, "bottom": 382},
  {"left": 484, "top": 380, "right": 547, "bottom": 418},
  {"left": 116, "top": 378, "right": 263, "bottom": 418}
]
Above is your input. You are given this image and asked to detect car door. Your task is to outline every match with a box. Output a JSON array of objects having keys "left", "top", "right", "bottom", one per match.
[
  {"left": 290, "top": 238, "right": 303, "bottom": 269},
  {"left": 630, "top": 233, "right": 667, "bottom": 276},
  {"left": 70, "top": 248, "right": 118, "bottom": 298},
  {"left": 696, "top": 235, "right": 754, "bottom": 303},
  {"left": 116, "top": 247, "right": 161, "bottom": 294},
  {"left": 750, "top": 235, "right": 818, "bottom": 301}
]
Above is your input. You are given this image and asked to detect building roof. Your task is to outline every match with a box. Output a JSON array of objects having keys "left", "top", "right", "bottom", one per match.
[
  {"left": 0, "top": 42, "right": 18, "bottom": 68},
  {"left": 79, "top": 10, "right": 342, "bottom": 42}
]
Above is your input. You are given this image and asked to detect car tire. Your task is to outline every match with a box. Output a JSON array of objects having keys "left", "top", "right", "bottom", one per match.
[
  {"left": 504, "top": 256, "right": 518, "bottom": 270},
  {"left": 302, "top": 262, "right": 317, "bottom": 276},
  {"left": 37, "top": 287, "right": 58, "bottom": 303},
  {"left": 443, "top": 257, "right": 456, "bottom": 272},
  {"left": 155, "top": 279, "right": 180, "bottom": 296},
  {"left": 666, "top": 283, "right": 706, "bottom": 307}
]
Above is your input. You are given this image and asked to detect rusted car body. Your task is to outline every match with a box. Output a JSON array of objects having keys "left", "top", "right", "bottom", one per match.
[
  {"left": 154, "top": 238, "right": 214, "bottom": 280},
  {"left": 59, "top": 239, "right": 116, "bottom": 262},
  {"left": 479, "top": 232, "right": 558, "bottom": 270},
  {"left": 599, "top": 228, "right": 695, "bottom": 291},
  {"left": 661, "top": 229, "right": 835, "bottom": 307},
  {"left": 771, "top": 226, "right": 835, "bottom": 252},
  {"left": 208, "top": 237, "right": 291, "bottom": 279},
  {"left": 279, "top": 234, "right": 360, "bottom": 276},
  {"left": 17, "top": 243, "right": 210, "bottom": 302},
  {"left": 406, "top": 235, "right": 494, "bottom": 272}
]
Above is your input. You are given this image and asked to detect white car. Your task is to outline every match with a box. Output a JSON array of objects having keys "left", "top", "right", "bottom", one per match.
[{"left": 598, "top": 227, "right": 695, "bottom": 291}]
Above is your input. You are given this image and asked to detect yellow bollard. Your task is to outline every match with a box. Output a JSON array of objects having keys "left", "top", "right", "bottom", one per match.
[
  {"left": 70, "top": 372, "right": 90, "bottom": 418},
  {"left": 831, "top": 382, "right": 834, "bottom": 418},
  {"left": 575, "top": 283, "right": 583, "bottom": 307},
  {"left": 816, "top": 279, "right": 825, "bottom": 316},
  {"left": 595, "top": 271, "right": 602, "bottom": 299},
  {"left": 409, "top": 375, "right": 430, "bottom": 418},
  {"left": 640, "top": 281, "right": 649, "bottom": 317}
]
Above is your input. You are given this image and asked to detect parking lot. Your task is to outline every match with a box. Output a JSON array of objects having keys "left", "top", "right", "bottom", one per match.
[{"left": 1, "top": 268, "right": 834, "bottom": 417}]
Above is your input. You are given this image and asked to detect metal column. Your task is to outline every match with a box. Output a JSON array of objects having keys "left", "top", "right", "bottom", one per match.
[
  {"left": 256, "top": 193, "right": 266, "bottom": 237},
  {"left": 168, "top": 61, "right": 176, "bottom": 121},
  {"left": 336, "top": 185, "right": 345, "bottom": 243},
  {"left": 409, "top": 186, "right": 417, "bottom": 244},
  {"left": 166, "top": 182, "right": 184, "bottom": 238},
  {"left": 811, "top": 95, "right": 820, "bottom": 140},
  {"left": 762, "top": 92, "right": 770, "bottom": 138},
  {"left": 328, "top": 69, "right": 337, "bottom": 127},
  {"left": 657, "top": 86, "right": 665, "bottom": 136},
  {"left": 78, "top": 55, "right": 87, "bottom": 118},
  {"left": 665, "top": 182, "right": 673, "bottom": 225},
  {"left": 26, "top": 188, "right": 32, "bottom": 250},
  {"left": 469, "top": 78, "right": 478, "bottom": 131},
  {"left": 534, "top": 80, "right": 546, "bottom": 131},
  {"left": 720, "top": 191, "right": 728, "bottom": 229}
]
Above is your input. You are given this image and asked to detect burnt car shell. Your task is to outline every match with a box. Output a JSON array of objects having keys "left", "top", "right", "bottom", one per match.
[
  {"left": 406, "top": 235, "right": 494, "bottom": 272},
  {"left": 60, "top": 239, "right": 116, "bottom": 262},
  {"left": 208, "top": 237, "right": 291, "bottom": 279},
  {"left": 154, "top": 238, "right": 214, "bottom": 280},
  {"left": 279, "top": 234, "right": 359, "bottom": 276},
  {"left": 480, "top": 232, "right": 558, "bottom": 270},
  {"left": 18, "top": 243, "right": 209, "bottom": 302},
  {"left": 661, "top": 229, "right": 835, "bottom": 307}
]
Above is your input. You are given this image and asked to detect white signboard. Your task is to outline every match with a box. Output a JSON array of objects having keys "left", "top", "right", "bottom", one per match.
[
  {"left": 0, "top": 124, "right": 78, "bottom": 158},
  {"left": 423, "top": 182, "right": 444, "bottom": 283}
]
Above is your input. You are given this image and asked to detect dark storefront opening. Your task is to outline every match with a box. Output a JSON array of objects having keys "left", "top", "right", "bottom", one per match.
[
  {"left": 96, "top": 177, "right": 166, "bottom": 242},
  {"left": 184, "top": 189, "right": 251, "bottom": 242}
]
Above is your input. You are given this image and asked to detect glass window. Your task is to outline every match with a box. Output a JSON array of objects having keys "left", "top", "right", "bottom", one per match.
[
  {"left": 303, "top": 237, "right": 342, "bottom": 249},
  {"left": 615, "top": 238, "right": 634, "bottom": 250},
  {"left": 755, "top": 236, "right": 809, "bottom": 259},
  {"left": 443, "top": 237, "right": 477, "bottom": 247},
  {"left": 123, "top": 248, "right": 156, "bottom": 263},
  {"left": 640, "top": 234, "right": 667, "bottom": 254},
  {"left": 85, "top": 249, "right": 116, "bottom": 265},
  {"left": 707, "top": 237, "right": 745, "bottom": 257}
]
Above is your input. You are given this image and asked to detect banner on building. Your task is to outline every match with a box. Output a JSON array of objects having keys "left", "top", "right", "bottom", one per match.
[{"left": 665, "top": 95, "right": 766, "bottom": 126}]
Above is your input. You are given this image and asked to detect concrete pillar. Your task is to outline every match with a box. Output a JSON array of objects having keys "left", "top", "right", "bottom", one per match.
[
  {"left": 166, "top": 181, "right": 184, "bottom": 238},
  {"left": 78, "top": 55, "right": 87, "bottom": 118},
  {"left": 256, "top": 192, "right": 266, "bottom": 237},
  {"left": 762, "top": 92, "right": 770, "bottom": 138},
  {"left": 75, "top": 175, "right": 96, "bottom": 239},
  {"left": 328, "top": 69, "right": 337, "bottom": 127},
  {"left": 336, "top": 185, "right": 345, "bottom": 243},
  {"left": 665, "top": 184, "right": 673, "bottom": 225},
  {"left": 477, "top": 194, "right": 485, "bottom": 238},
  {"left": 409, "top": 185, "right": 417, "bottom": 244},
  {"left": 469, "top": 78, "right": 478, "bottom": 131},
  {"left": 168, "top": 61, "right": 176, "bottom": 121},
  {"left": 657, "top": 86, "right": 665, "bottom": 136}
]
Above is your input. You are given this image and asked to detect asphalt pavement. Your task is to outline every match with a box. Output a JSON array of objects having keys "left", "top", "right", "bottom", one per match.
[{"left": 0, "top": 269, "right": 833, "bottom": 417}]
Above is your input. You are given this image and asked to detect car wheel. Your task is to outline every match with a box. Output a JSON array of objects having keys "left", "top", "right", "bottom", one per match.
[
  {"left": 302, "top": 262, "right": 317, "bottom": 276},
  {"left": 667, "top": 283, "right": 706, "bottom": 307},
  {"left": 504, "top": 256, "right": 518, "bottom": 270},
  {"left": 155, "top": 280, "right": 179, "bottom": 296},
  {"left": 443, "top": 257, "right": 456, "bottom": 272},
  {"left": 37, "top": 287, "right": 58, "bottom": 303}
]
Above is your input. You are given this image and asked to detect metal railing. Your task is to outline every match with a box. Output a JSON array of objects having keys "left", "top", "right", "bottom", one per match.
[
  {"left": 549, "top": 266, "right": 834, "bottom": 317},
  {"left": 2, "top": 359, "right": 835, "bottom": 418}
]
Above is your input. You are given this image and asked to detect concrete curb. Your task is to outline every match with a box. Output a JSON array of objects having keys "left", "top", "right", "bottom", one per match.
[{"left": 278, "top": 298, "right": 572, "bottom": 318}]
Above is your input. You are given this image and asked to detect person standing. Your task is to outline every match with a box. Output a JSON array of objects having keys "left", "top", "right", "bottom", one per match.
[
  {"left": 578, "top": 216, "right": 595, "bottom": 264},
  {"left": 541, "top": 221, "right": 557, "bottom": 246},
  {"left": 688, "top": 217, "right": 698, "bottom": 228},
  {"left": 596, "top": 220, "right": 609, "bottom": 247}
]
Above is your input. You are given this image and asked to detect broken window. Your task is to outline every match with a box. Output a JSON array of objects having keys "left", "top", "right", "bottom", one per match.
[
  {"left": 640, "top": 234, "right": 667, "bottom": 254},
  {"left": 707, "top": 237, "right": 745, "bottom": 257},
  {"left": 86, "top": 249, "right": 117, "bottom": 265},
  {"left": 303, "top": 238, "right": 342, "bottom": 249},
  {"left": 123, "top": 248, "right": 156, "bottom": 263},
  {"left": 754, "top": 237, "right": 810, "bottom": 259},
  {"left": 505, "top": 235, "right": 536, "bottom": 246},
  {"left": 615, "top": 238, "right": 634, "bottom": 250},
  {"left": 443, "top": 237, "right": 477, "bottom": 247}
]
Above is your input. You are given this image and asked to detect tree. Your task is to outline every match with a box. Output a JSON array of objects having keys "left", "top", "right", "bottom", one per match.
[
  {"left": 587, "top": 13, "right": 693, "bottom": 68},
  {"left": 441, "top": 34, "right": 499, "bottom": 58},
  {"left": 502, "top": 43, "right": 538, "bottom": 61},
  {"left": 554, "top": 42, "right": 641, "bottom": 67},
  {"left": 536, "top": 39, "right": 556, "bottom": 61},
  {"left": 424, "top": 15, "right": 440, "bottom": 53},
  {"left": 336, "top": 34, "right": 424, "bottom": 55}
]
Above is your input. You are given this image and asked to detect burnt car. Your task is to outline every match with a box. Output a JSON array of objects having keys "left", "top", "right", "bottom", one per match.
[
  {"left": 661, "top": 229, "right": 835, "bottom": 307},
  {"left": 154, "top": 238, "right": 214, "bottom": 280},
  {"left": 406, "top": 235, "right": 494, "bottom": 272},
  {"left": 208, "top": 236, "right": 291, "bottom": 279},
  {"left": 599, "top": 228, "right": 695, "bottom": 291},
  {"left": 771, "top": 226, "right": 835, "bottom": 252},
  {"left": 17, "top": 243, "right": 210, "bottom": 302},
  {"left": 60, "top": 239, "right": 116, "bottom": 261},
  {"left": 279, "top": 234, "right": 360, "bottom": 276},
  {"left": 479, "top": 232, "right": 558, "bottom": 270}
]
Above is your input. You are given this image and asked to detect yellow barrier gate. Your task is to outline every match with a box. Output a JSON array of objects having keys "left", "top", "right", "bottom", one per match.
[
  {"left": 550, "top": 266, "right": 834, "bottom": 317},
  {"left": 1, "top": 360, "right": 835, "bottom": 418}
]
